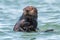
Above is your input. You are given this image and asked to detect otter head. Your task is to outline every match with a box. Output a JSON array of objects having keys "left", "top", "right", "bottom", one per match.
[{"left": 23, "top": 6, "right": 38, "bottom": 18}]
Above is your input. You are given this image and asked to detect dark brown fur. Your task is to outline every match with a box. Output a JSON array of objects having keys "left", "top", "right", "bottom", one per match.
[{"left": 13, "top": 6, "right": 38, "bottom": 32}]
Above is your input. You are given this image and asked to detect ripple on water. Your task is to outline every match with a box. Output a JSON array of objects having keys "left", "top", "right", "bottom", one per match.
[{"left": 0, "top": 0, "right": 60, "bottom": 40}]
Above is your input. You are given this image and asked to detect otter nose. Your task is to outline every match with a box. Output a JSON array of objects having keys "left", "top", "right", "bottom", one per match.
[{"left": 26, "top": 10, "right": 29, "bottom": 12}]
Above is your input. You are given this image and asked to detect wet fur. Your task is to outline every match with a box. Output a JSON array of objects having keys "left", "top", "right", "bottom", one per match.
[{"left": 13, "top": 6, "right": 38, "bottom": 32}]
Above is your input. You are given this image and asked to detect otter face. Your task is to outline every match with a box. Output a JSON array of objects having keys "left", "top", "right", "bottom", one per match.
[{"left": 23, "top": 6, "right": 38, "bottom": 17}]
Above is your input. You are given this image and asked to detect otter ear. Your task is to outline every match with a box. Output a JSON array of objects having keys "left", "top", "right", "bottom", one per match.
[{"left": 23, "top": 8, "right": 27, "bottom": 15}]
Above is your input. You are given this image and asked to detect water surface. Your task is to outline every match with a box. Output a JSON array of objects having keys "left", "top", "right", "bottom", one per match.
[{"left": 0, "top": 0, "right": 60, "bottom": 40}]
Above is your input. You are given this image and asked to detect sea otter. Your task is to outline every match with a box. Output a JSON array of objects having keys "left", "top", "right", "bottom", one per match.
[
  {"left": 13, "top": 6, "right": 38, "bottom": 32},
  {"left": 13, "top": 6, "right": 54, "bottom": 32}
]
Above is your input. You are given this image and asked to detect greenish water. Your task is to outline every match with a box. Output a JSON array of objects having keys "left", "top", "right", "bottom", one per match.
[{"left": 0, "top": 0, "right": 60, "bottom": 40}]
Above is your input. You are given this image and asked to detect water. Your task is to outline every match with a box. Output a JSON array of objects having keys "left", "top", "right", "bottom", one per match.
[{"left": 0, "top": 0, "right": 60, "bottom": 40}]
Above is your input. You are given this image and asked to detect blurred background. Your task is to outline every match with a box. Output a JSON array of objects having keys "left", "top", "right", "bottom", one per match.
[{"left": 0, "top": 0, "right": 60, "bottom": 40}]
